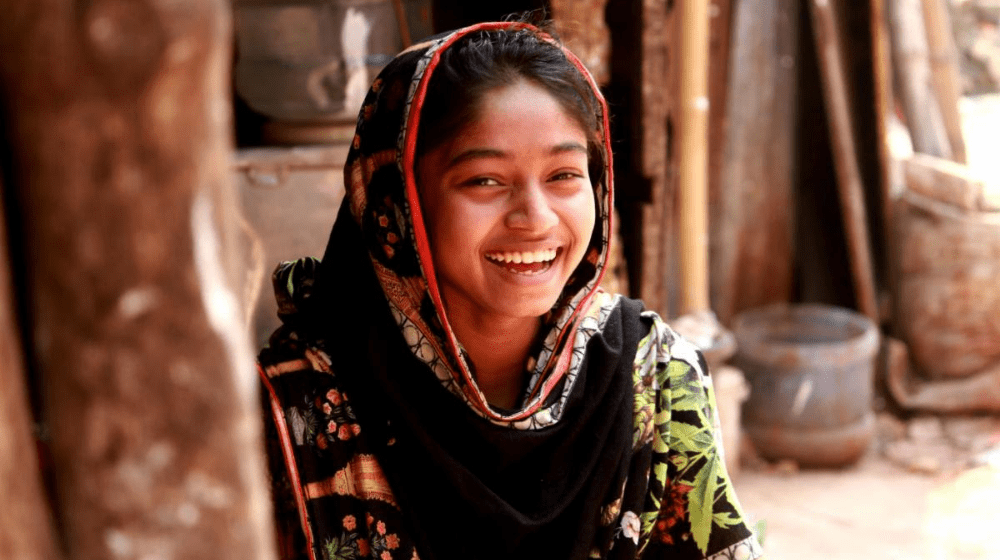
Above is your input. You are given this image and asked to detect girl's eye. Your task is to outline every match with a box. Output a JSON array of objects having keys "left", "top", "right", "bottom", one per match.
[
  {"left": 550, "top": 171, "right": 584, "bottom": 182},
  {"left": 463, "top": 177, "right": 503, "bottom": 187}
]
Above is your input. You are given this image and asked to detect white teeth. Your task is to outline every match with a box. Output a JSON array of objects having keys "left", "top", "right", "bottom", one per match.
[{"left": 485, "top": 248, "right": 558, "bottom": 264}]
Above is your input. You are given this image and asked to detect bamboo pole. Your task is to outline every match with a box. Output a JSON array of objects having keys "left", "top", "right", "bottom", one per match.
[
  {"left": 678, "top": 0, "right": 712, "bottom": 314},
  {"left": 808, "top": 0, "right": 879, "bottom": 320},
  {"left": 0, "top": 174, "right": 62, "bottom": 560},
  {"left": 922, "top": 0, "right": 967, "bottom": 163},
  {"left": 0, "top": 1, "right": 276, "bottom": 559}
]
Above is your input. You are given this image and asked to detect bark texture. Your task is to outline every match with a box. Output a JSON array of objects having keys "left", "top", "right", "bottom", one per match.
[
  {"left": 0, "top": 174, "right": 62, "bottom": 560},
  {"left": 0, "top": 1, "right": 276, "bottom": 559}
]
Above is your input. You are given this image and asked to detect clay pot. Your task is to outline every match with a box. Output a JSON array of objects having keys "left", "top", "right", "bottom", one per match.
[{"left": 732, "top": 304, "right": 880, "bottom": 468}]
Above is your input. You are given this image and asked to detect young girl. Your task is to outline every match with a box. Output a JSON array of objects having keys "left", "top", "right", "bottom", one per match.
[{"left": 258, "top": 21, "right": 761, "bottom": 560}]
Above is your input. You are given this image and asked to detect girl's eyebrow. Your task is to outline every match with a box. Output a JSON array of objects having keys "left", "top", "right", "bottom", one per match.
[
  {"left": 447, "top": 148, "right": 507, "bottom": 168},
  {"left": 446, "top": 142, "right": 588, "bottom": 169},
  {"left": 551, "top": 141, "right": 588, "bottom": 155}
]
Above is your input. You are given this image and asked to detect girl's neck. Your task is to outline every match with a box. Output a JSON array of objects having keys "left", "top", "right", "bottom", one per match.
[{"left": 449, "top": 313, "right": 540, "bottom": 410}]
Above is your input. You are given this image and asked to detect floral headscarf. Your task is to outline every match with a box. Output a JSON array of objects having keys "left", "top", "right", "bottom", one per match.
[{"left": 342, "top": 21, "right": 613, "bottom": 427}]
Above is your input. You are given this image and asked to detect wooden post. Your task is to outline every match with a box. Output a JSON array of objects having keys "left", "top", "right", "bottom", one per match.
[
  {"left": 710, "top": 0, "right": 798, "bottom": 323},
  {"left": 887, "top": 0, "right": 953, "bottom": 159},
  {"left": 808, "top": 0, "right": 879, "bottom": 320},
  {"left": 637, "top": 0, "right": 679, "bottom": 317},
  {"left": 0, "top": 174, "right": 62, "bottom": 560},
  {"left": 677, "top": 0, "right": 712, "bottom": 315},
  {"left": 0, "top": 2, "right": 276, "bottom": 559},
  {"left": 870, "top": 0, "right": 897, "bottom": 256},
  {"left": 707, "top": 0, "right": 734, "bottom": 253},
  {"left": 922, "top": 0, "right": 967, "bottom": 164}
]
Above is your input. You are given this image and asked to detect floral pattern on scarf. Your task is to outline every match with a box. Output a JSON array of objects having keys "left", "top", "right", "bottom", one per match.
[{"left": 342, "top": 22, "right": 613, "bottom": 427}]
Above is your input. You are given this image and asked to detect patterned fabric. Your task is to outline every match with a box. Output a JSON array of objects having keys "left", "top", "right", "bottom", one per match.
[
  {"left": 258, "top": 21, "right": 761, "bottom": 560},
  {"left": 343, "top": 22, "right": 613, "bottom": 427}
]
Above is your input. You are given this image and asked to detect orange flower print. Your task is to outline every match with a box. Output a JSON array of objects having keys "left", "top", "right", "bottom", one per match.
[
  {"left": 338, "top": 425, "right": 352, "bottom": 440},
  {"left": 351, "top": 424, "right": 362, "bottom": 436},
  {"left": 387, "top": 232, "right": 398, "bottom": 243},
  {"left": 384, "top": 244, "right": 395, "bottom": 258},
  {"left": 358, "top": 539, "right": 371, "bottom": 556},
  {"left": 322, "top": 403, "right": 332, "bottom": 415},
  {"left": 379, "top": 215, "right": 389, "bottom": 227},
  {"left": 385, "top": 534, "right": 400, "bottom": 550},
  {"left": 327, "top": 420, "right": 337, "bottom": 434},
  {"left": 655, "top": 480, "right": 694, "bottom": 545},
  {"left": 366, "top": 513, "right": 375, "bottom": 526},
  {"left": 377, "top": 521, "right": 386, "bottom": 535},
  {"left": 381, "top": 551, "right": 392, "bottom": 560},
  {"left": 316, "top": 434, "right": 327, "bottom": 450},
  {"left": 342, "top": 515, "right": 356, "bottom": 531},
  {"left": 326, "top": 389, "right": 343, "bottom": 406}
]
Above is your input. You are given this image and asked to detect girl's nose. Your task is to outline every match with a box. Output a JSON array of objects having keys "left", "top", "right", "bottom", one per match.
[{"left": 505, "top": 183, "right": 559, "bottom": 232}]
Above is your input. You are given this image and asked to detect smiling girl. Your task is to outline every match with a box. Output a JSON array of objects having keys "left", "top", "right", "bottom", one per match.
[{"left": 258, "top": 21, "right": 761, "bottom": 560}]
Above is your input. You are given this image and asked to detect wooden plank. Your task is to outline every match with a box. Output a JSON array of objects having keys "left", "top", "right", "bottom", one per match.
[
  {"left": 903, "top": 153, "right": 1000, "bottom": 212},
  {"left": 807, "top": 0, "right": 879, "bottom": 320},
  {"left": 870, "top": 0, "right": 897, "bottom": 256},
  {"left": 0, "top": 1, "right": 277, "bottom": 559},
  {"left": 677, "top": 0, "right": 712, "bottom": 315},
  {"left": 710, "top": 0, "right": 798, "bottom": 324},
  {"left": 0, "top": 173, "right": 61, "bottom": 560},
  {"left": 707, "top": 0, "right": 734, "bottom": 256},
  {"left": 888, "top": 0, "right": 952, "bottom": 158},
  {"left": 638, "top": 0, "right": 676, "bottom": 316},
  {"left": 922, "top": 0, "right": 967, "bottom": 163}
]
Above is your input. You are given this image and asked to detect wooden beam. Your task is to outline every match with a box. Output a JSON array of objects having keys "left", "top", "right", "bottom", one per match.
[
  {"left": 870, "top": 0, "right": 897, "bottom": 256},
  {"left": 638, "top": 0, "right": 677, "bottom": 317},
  {"left": 707, "top": 0, "right": 734, "bottom": 258},
  {"left": 808, "top": 0, "right": 879, "bottom": 320},
  {"left": 0, "top": 1, "right": 277, "bottom": 559},
  {"left": 888, "top": 0, "right": 952, "bottom": 158},
  {"left": 0, "top": 173, "right": 61, "bottom": 560},
  {"left": 922, "top": 0, "right": 967, "bottom": 163}
]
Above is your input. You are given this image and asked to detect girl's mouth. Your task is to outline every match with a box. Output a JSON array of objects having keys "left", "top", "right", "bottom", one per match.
[{"left": 484, "top": 248, "right": 561, "bottom": 276}]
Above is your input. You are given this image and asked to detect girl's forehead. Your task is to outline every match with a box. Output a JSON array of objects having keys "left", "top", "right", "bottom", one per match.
[{"left": 432, "top": 83, "right": 588, "bottom": 156}]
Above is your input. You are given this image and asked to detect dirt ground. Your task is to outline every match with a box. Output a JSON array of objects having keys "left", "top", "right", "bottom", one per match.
[{"left": 733, "top": 413, "right": 1000, "bottom": 560}]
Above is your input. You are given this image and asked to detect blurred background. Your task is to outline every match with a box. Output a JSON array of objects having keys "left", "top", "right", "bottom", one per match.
[{"left": 1, "top": 0, "right": 999, "bottom": 558}]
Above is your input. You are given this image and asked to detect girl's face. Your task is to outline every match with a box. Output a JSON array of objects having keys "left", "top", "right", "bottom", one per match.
[{"left": 418, "top": 79, "right": 597, "bottom": 329}]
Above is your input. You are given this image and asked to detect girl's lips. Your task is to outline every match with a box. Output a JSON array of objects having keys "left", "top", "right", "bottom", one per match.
[
  {"left": 487, "top": 257, "right": 555, "bottom": 276},
  {"left": 484, "top": 247, "right": 561, "bottom": 265},
  {"left": 484, "top": 247, "right": 563, "bottom": 276}
]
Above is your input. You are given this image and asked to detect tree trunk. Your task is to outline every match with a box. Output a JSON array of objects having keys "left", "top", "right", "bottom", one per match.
[{"left": 0, "top": 1, "right": 276, "bottom": 559}]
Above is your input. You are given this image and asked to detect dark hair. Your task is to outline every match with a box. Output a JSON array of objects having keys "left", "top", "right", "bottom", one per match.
[{"left": 416, "top": 26, "right": 606, "bottom": 184}]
